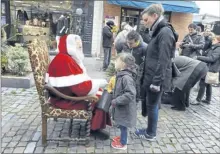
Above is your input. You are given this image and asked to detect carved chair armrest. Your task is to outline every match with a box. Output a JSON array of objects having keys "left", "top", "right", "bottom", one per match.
[{"left": 44, "top": 84, "right": 99, "bottom": 103}]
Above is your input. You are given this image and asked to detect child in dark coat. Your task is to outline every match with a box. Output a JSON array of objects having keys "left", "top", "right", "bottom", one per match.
[{"left": 111, "top": 53, "right": 137, "bottom": 150}]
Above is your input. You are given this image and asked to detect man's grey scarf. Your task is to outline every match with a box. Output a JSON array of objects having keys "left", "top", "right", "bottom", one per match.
[{"left": 149, "top": 16, "right": 164, "bottom": 36}]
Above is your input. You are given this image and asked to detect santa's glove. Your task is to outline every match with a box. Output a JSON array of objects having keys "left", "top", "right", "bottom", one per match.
[{"left": 99, "top": 79, "right": 108, "bottom": 88}]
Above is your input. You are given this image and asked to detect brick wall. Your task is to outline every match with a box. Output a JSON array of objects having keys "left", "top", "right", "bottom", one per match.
[
  {"left": 170, "top": 12, "right": 193, "bottom": 42},
  {"left": 102, "top": 3, "right": 193, "bottom": 50},
  {"left": 103, "top": 1, "right": 121, "bottom": 24},
  {"left": 103, "top": 1, "right": 121, "bottom": 57}
]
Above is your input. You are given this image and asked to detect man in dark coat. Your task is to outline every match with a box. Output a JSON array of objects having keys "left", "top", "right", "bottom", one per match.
[
  {"left": 138, "top": 20, "right": 151, "bottom": 44},
  {"left": 134, "top": 4, "right": 178, "bottom": 141},
  {"left": 102, "top": 21, "right": 115, "bottom": 71},
  {"left": 171, "top": 56, "right": 208, "bottom": 110},
  {"left": 114, "top": 30, "right": 148, "bottom": 100},
  {"left": 180, "top": 23, "right": 205, "bottom": 58}
]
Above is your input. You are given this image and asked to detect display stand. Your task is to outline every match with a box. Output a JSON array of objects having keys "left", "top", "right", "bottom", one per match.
[{"left": 19, "top": 25, "right": 50, "bottom": 42}]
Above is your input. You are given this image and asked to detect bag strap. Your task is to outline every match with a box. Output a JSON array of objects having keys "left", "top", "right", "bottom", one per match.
[{"left": 188, "top": 35, "right": 194, "bottom": 44}]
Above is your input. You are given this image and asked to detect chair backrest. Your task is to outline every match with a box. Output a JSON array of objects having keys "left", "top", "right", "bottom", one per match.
[{"left": 27, "top": 39, "right": 50, "bottom": 106}]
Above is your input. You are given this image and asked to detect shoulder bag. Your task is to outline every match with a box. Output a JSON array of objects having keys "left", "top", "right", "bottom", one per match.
[{"left": 205, "top": 72, "right": 219, "bottom": 84}]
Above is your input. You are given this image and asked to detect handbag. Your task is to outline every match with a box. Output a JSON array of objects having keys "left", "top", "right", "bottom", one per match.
[
  {"left": 205, "top": 72, "right": 219, "bottom": 84},
  {"left": 96, "top": 90, "right": 112, "bottom": 112}
]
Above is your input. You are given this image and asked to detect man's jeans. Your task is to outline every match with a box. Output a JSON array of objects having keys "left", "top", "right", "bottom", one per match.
[
  {"left": 146, "top": 89, "right": 162, "bottom": 137},
  {"left": 103, "top": 47, "right": 111, "bottom": 69},
  {"left": 119, "top": 125, "right": 128, "bottom": 145}
]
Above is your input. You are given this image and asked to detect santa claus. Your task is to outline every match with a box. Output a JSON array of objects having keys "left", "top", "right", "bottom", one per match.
[{"left": 46, "top": 34, "right": 111, "bottom": 131}]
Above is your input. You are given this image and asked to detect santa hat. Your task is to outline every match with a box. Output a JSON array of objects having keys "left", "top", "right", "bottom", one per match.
[{"left": 45, "top": 34, "right": 101, "bottom": 96}]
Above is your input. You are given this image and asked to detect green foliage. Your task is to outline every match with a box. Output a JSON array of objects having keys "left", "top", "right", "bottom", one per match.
[
  {"left": 105, "top": 60, "right": 116, "bottom": 77},
  {"left": 1, "top": 25, "right": 9, "bottom": 72},
  {"left": 1, "top": 52, "right": 8, "bottom": 72},
  {"left": 5, "top": 44, "right": 31, "bottom": 76},
  {"left": 1, "top": 24, "right": 31, "bottom": 76},
  {"left": 11, "top": 90, "right": 17, "bottom": 95}
]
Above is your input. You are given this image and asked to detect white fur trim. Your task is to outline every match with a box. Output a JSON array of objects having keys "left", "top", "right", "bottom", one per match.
[
  {"left": 45, "top": 73, "right": 91, "bottom": 87},
  {"left": 66, "top": 34, "right": 84, "bottom": 65},
  {"left": 88, "top": 79, "right": 107, "bottom": 95},
  {"left": 87, "top": 79, "right": 100, "bottom": 95}
]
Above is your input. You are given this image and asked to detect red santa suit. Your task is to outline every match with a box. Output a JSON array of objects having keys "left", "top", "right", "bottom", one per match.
[{"left": 46, "top": 34, "right": 111, "bottom": 130}]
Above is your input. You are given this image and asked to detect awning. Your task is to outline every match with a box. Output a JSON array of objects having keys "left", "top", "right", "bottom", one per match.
[{"left": 107, "top": 0, "right": 200, "bottom": 13}]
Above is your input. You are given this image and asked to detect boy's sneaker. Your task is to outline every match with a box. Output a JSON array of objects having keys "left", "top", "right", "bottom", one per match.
[
  {"left": 112, "top": 136, "right": 129, "bottom": 144},
  {"left": 111, "top": 141, "right": 127, "bottom": 150},
  {"left": 134, "top": 128, "right": 156, "bottom": 141}
]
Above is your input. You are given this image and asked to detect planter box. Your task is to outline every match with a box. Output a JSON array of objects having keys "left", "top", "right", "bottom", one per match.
[{"left": 1, "top": 73, "right": 35, "bottom": 89}]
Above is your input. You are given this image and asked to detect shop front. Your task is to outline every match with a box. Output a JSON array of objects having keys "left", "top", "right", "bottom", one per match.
[
  {"left": 104, "top": 0, "right": 200, "bottom": 41},
  {"left": 4, "top": 0, "right": 94, "bottom": 56}
]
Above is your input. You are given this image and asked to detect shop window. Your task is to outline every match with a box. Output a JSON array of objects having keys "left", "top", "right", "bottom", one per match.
[
  {"left": 121, "top": 8, "right": 141, "bottom": 31},
  {"left": 1, "top": 2, "right": 6, "bottom": 25},
  {"left": 120, "top": 8, "right": 172, "bottom": 31}
]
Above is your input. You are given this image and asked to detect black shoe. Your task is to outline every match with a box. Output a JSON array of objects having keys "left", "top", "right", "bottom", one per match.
[
  {"left": 201, "top": 100, "right": 210, "bottom": 104},
  {"left": 171, "top": 106, "right": 185, "bottom": 111},
  {"left": 171, "top": 106, "right": 177, "bottom": 109},
  {"left": 90, "top": 129, "right": 110, "bottom": 140}
]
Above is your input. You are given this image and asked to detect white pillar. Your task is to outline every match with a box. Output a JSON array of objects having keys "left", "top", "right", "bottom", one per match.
[{"left": 91, "top": 1, "right": 104, "bottom": 57}]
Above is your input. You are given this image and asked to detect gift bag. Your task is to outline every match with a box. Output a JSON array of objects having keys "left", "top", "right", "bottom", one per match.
[
  {"left": 96, "top": 90, "right": 112, "bottom": 112},
  {"left": 205, "top": 72, "right": 219, "bottom": 84}
]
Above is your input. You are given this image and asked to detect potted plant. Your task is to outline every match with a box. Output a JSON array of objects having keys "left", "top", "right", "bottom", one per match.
[{"left": 1, "top": 24, "right": 33, "bottom": 88}]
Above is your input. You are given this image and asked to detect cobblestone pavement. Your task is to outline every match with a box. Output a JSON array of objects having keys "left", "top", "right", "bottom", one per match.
[{"left": 1, "top": 58, "right": 220, "bottom": 153}]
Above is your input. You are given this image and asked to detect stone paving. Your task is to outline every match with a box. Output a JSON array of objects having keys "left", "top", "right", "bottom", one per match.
[{"left": 1, "top": 57, "right": 220, "bottom": 153}]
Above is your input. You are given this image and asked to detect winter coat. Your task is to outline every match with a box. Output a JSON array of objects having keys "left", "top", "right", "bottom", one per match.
[
  {"left": 102, "top": 26, "right": 113, "bottom": 48},
  {"left": 173, "top": 56, "right": 208, "bottom": 91},
  {"left": 114, "top": 38, "right": 147, "bottom": 65},
  {"left": 197, "top": 43, "right": 220, "bottom": 73},
  {"left": 112, "top": 69, "right": 137, "bottom": 128},
  {"left": 203, "top": 35, "right": 213, "bottom": 52},
  {"left": 139, "top": 26, "right": 151, "bottom": 44},
  {"left": 180, "top": 32, "right": 205, "bottom": 58},
  {"left": 141, "top": 18, "right": 178, "bottom": 95}
]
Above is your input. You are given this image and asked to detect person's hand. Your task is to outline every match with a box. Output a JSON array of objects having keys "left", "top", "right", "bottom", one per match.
[
  {"left": 111, "top": 99, "right": 116, "bottom": 107},
  {"left": 150, "top": 84, "right": 160, "bottom": 92},
  {"left": 182, "top": 43, "right": 190, "bottom": 48}
]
